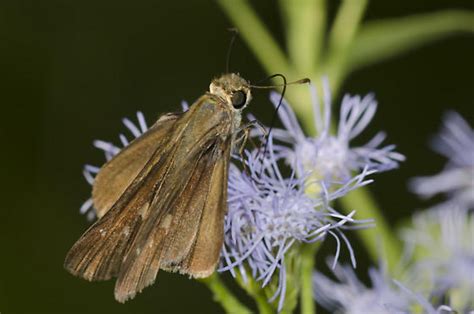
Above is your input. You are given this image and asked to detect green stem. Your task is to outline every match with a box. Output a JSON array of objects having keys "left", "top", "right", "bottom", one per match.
[
  {"left": 199, "top": 273, "right": 252, "bottom": 314},
  {"left": 251, "top": 286, "right": 274, "bottom": 314},
  {"left": 254, "top": 292, "right": 274, "bottom": 314},
  {"left": 299, "top": 244, "right": 317, "bottom": 314},
  {"left": 216, "top": 0, "right": 292, "bottom": 76},
  {"left": 338, "top": 187, "right": 402, "bottom": 272},
  {"left": 278, "top": 0, "right": 327, "bottom": 137},
  {"left": 236, "top": 272, "right": 274, "bottom": 314}
]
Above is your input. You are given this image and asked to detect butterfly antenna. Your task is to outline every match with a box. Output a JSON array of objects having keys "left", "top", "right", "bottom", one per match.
[
  {"left": 258, "top": 74, "right": 286, "bottom": 173},
  {"left": 226, "top": 28, "right": 239, "bottom": 73},
  {"left": 251, "top": 74, "right": 310, "bottom": 175}
]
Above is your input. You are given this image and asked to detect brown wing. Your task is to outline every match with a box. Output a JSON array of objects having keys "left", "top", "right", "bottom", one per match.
[
  {"left": 64, "top": 117, "right": 183, "bottom": 282},
  {"left": 179, "top": 144, "right": 228, "bottom": 277},
  {"left": 93, "top": 112, "right": 181, "bottom": 218},
  {"left": 114, "top": 136, "right": 230, "bottom": 302},
  {"left": 64, "top": 95, "right": 232, "bottom": 302}
]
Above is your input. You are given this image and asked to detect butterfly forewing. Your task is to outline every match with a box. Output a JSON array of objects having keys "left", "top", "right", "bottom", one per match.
[
  {"left": 64, "top": 94, "right": 234, "bottom": 302},
  {"left": 93, "top": 112, "right": 182, "bottom": 218}
]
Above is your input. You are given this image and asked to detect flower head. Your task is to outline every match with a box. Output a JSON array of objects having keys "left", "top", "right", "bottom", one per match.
[
  {"left": 409, "top": 111, "right": 474, "bottom": 210},
  {"left": 264, "top": 79, "right": 405, "bottom": 184},
  {"left": 79, "top": 100, "right": 376, "bottom": 311},
  {"left": 313, "top": 258, "right": 455, "bottom": 314},
  {"left": 400, "top": 206, "right": 474, "bottom": 311},
  {"left": 221, "top": 135, "right": 374, "bottom": 311}
]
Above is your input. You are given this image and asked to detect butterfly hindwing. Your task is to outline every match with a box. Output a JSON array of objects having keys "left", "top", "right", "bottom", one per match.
[{"left": 180, "top": 140, "right": 228, "bottom": 277}]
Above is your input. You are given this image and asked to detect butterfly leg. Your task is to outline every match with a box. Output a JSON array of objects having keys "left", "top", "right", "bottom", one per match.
[
  {"left": 236, "top": 120, "right": 267, "bottom": 146},
  {"left": 234, "top": 120, "right": 267, "bottom": 175}
]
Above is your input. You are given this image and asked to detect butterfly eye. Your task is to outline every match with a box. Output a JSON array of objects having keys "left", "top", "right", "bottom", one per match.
[{"left": 231, "top": 90, "right": 247, "bottom": 109}]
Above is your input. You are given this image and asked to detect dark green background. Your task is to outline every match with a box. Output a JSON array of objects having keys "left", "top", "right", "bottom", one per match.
[{"left": 0, "top": 1, "right": 472, "bottom": 313}]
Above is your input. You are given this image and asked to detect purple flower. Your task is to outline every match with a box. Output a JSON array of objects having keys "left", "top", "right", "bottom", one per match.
[
  {"left": 220, "top": 135, "right": 374, "bottom": 311},
  {"left": 313, "top": 258, "right": 455, "bottom": 314},
  {"left": 79, "top": 100, "right": 376, "bottom": 311},
  {"left": 262, "top": 79, "right": 405, "bottom": 184},
  {"left": 409, "top": 111, "right": 474, "bottom": 210}
]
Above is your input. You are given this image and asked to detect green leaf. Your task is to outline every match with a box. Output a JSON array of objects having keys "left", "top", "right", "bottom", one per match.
[
  {"left": 199, "top": 273, "right": 252, "bottom": 314},
  {"left": 324, "top": 0, "right": 369, "bottom": 86},
  {"left": 349, "top": 10, "right": 474, "bottom": 71}
]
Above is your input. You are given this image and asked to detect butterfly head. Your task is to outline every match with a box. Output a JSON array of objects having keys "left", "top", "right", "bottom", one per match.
[{"left": 210, "top": 73, "right": 252, "bottom": 110}]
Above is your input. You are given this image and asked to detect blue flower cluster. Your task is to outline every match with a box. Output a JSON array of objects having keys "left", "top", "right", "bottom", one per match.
[
  {"left": 221, "top": 81, "right": 404, "bottom": 310},
  {"left": 314, "top": 112, "right": 473, "bottom": 313},
  {"left": 79, "top": 82, "right": 406, "bottom": 311}
]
